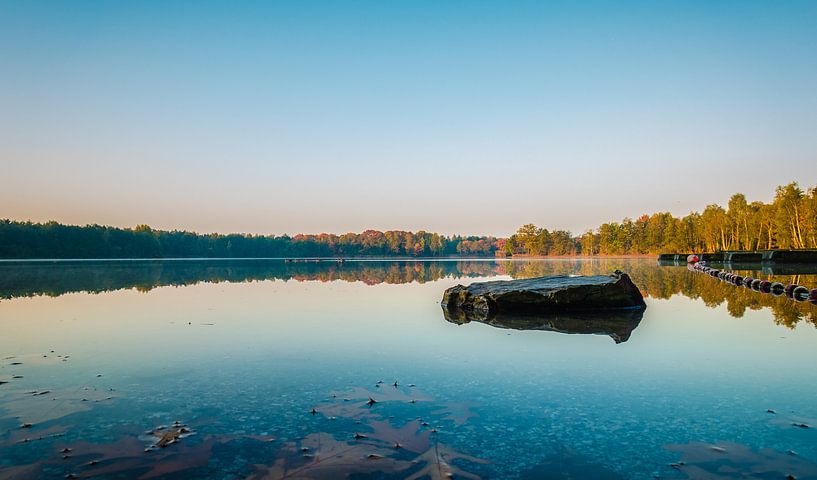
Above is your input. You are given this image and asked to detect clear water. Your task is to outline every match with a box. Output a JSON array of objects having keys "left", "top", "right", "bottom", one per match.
[{"left": 1, "top": 258, "right": 816, "bottom": 479}]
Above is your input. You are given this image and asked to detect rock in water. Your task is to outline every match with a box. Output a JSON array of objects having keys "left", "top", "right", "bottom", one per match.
[{"left": 441, "top": 271, "right": 645, "bottom": 318}]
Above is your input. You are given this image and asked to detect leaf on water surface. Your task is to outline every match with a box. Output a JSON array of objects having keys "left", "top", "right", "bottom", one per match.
[
  {"left": 766, "top": 412, "right": 817, "bottom": 431},
  {"left": 330, "top": 386, "right": 434, "bottom": 404},
  {"left": 248, "top": 432, "right": 411, "bottom": 479},
  {"left": 405, "top": 442, "right": 489, "bottom": 480},
  {"left": 3, "top": 352, "right": 71, "bottom": 367},
  {"left": 141, "top": 422, "right": 196, "bottom": 450},
  {"left": 313, "top": 399, "right": 378, "bottom": 420},
  {"left": 0, "top": 387, "right": 115, "bottom": 424},
  {"left": 1, "top": 424, "right": 68, "bottom": 447},
  {"left": 664, "top": 441, "right": 817, "bottom": 479},
  {"left": 315, "top": 385, "right": 435, "bottom": 420}
]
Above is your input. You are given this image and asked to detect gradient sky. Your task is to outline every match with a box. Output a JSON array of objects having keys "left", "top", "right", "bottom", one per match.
[{"left": 1, "top": 1, "right": 816, "bottom": 237}]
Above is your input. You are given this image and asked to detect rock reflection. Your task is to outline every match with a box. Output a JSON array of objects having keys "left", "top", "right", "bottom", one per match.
[{"left": 442, "top": 308, "right": 644, "bottom": 344}]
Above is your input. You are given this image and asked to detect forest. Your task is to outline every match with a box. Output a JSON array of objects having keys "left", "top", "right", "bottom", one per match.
[
  {"left": 505, "top": 182, "right": 817, "bottom": 256},
  {"left": 0, "top": 221, "right": 501, "bottom": 258},
  {"left": 1, "top": 182, "right": 815, "bottom": 259}
]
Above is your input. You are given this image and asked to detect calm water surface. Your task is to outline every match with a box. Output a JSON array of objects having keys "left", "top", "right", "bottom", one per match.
[{"left": 1, "top": 259, "right": 816, "bottom": 479}]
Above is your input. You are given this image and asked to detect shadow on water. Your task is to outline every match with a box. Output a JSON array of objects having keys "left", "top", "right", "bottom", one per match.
[
  {"left": 1, "top": 258, "right": 815, "bottom": 328},
  {"left": 520, "top": 446, "right": 625, "bottom": 479},
  {"left": 442, "top": 308, "right": 644, "bottom": 344}
]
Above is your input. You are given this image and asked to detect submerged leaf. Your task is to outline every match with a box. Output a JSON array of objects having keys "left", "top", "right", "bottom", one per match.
[
  {"left": 664, "top": 441, "right": 817, "bottom": 479},
  {"left": 406, "top": 442, "right": 488, "bottom": 480},
  {"left": 248, "top": 433, "right": 411, "bottom": 479},
  {"left": 364, "top": 419, "right": 432, "bottom": 453}
]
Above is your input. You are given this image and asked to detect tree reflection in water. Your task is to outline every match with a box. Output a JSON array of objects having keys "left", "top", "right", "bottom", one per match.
[{"left": 1, "top": 258, "right": 815, "bottom": 328}]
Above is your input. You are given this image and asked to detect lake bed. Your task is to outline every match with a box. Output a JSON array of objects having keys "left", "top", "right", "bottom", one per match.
[{"left": 1, "top": 258, "right": 816, "bottom": 479}]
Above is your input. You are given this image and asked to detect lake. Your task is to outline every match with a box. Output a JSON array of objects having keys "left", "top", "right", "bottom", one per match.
[{"left": 1, "top": 258, "right": 816, "bottom": 479}]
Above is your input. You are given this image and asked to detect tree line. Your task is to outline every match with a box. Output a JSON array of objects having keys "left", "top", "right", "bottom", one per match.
[
  {"left": 506, "top": 182, "right": 817, "bottom": 256},
  {"left": 0, "top": 221, "right": 502, "bottom": 258},
  {"left": 2, "top": 182, "right": 814, "bottom": 259}
]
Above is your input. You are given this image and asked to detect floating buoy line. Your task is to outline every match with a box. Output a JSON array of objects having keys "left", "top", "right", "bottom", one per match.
[{"left": 689, "top": 260, "right": 817, "bottom": 305}]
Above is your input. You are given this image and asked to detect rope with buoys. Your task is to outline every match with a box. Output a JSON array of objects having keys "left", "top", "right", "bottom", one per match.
[{"left": 688, "top": 260, "right": 817, "bottom": 304}]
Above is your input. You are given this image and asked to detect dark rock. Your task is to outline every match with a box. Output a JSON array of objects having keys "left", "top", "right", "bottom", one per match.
[{"left": 441, "top": 272, "right": 645, "bottom": 317}]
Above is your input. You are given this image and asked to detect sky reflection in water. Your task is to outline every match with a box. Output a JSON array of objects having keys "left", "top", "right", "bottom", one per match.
[{"left": 1, "top": 259, "right": 816, "bottom": 479}]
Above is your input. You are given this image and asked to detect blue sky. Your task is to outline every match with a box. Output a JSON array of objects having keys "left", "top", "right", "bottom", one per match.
[{"left": 1, "top": 1, "right": 815, "bottom": 236}]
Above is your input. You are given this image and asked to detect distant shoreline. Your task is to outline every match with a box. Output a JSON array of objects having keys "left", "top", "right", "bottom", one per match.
[
  {"left": 0, "top": 255, "right": 658, "bottom": 263},
  {"left": 504, "top": 254, "right": 657, "bottom": 259}
]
